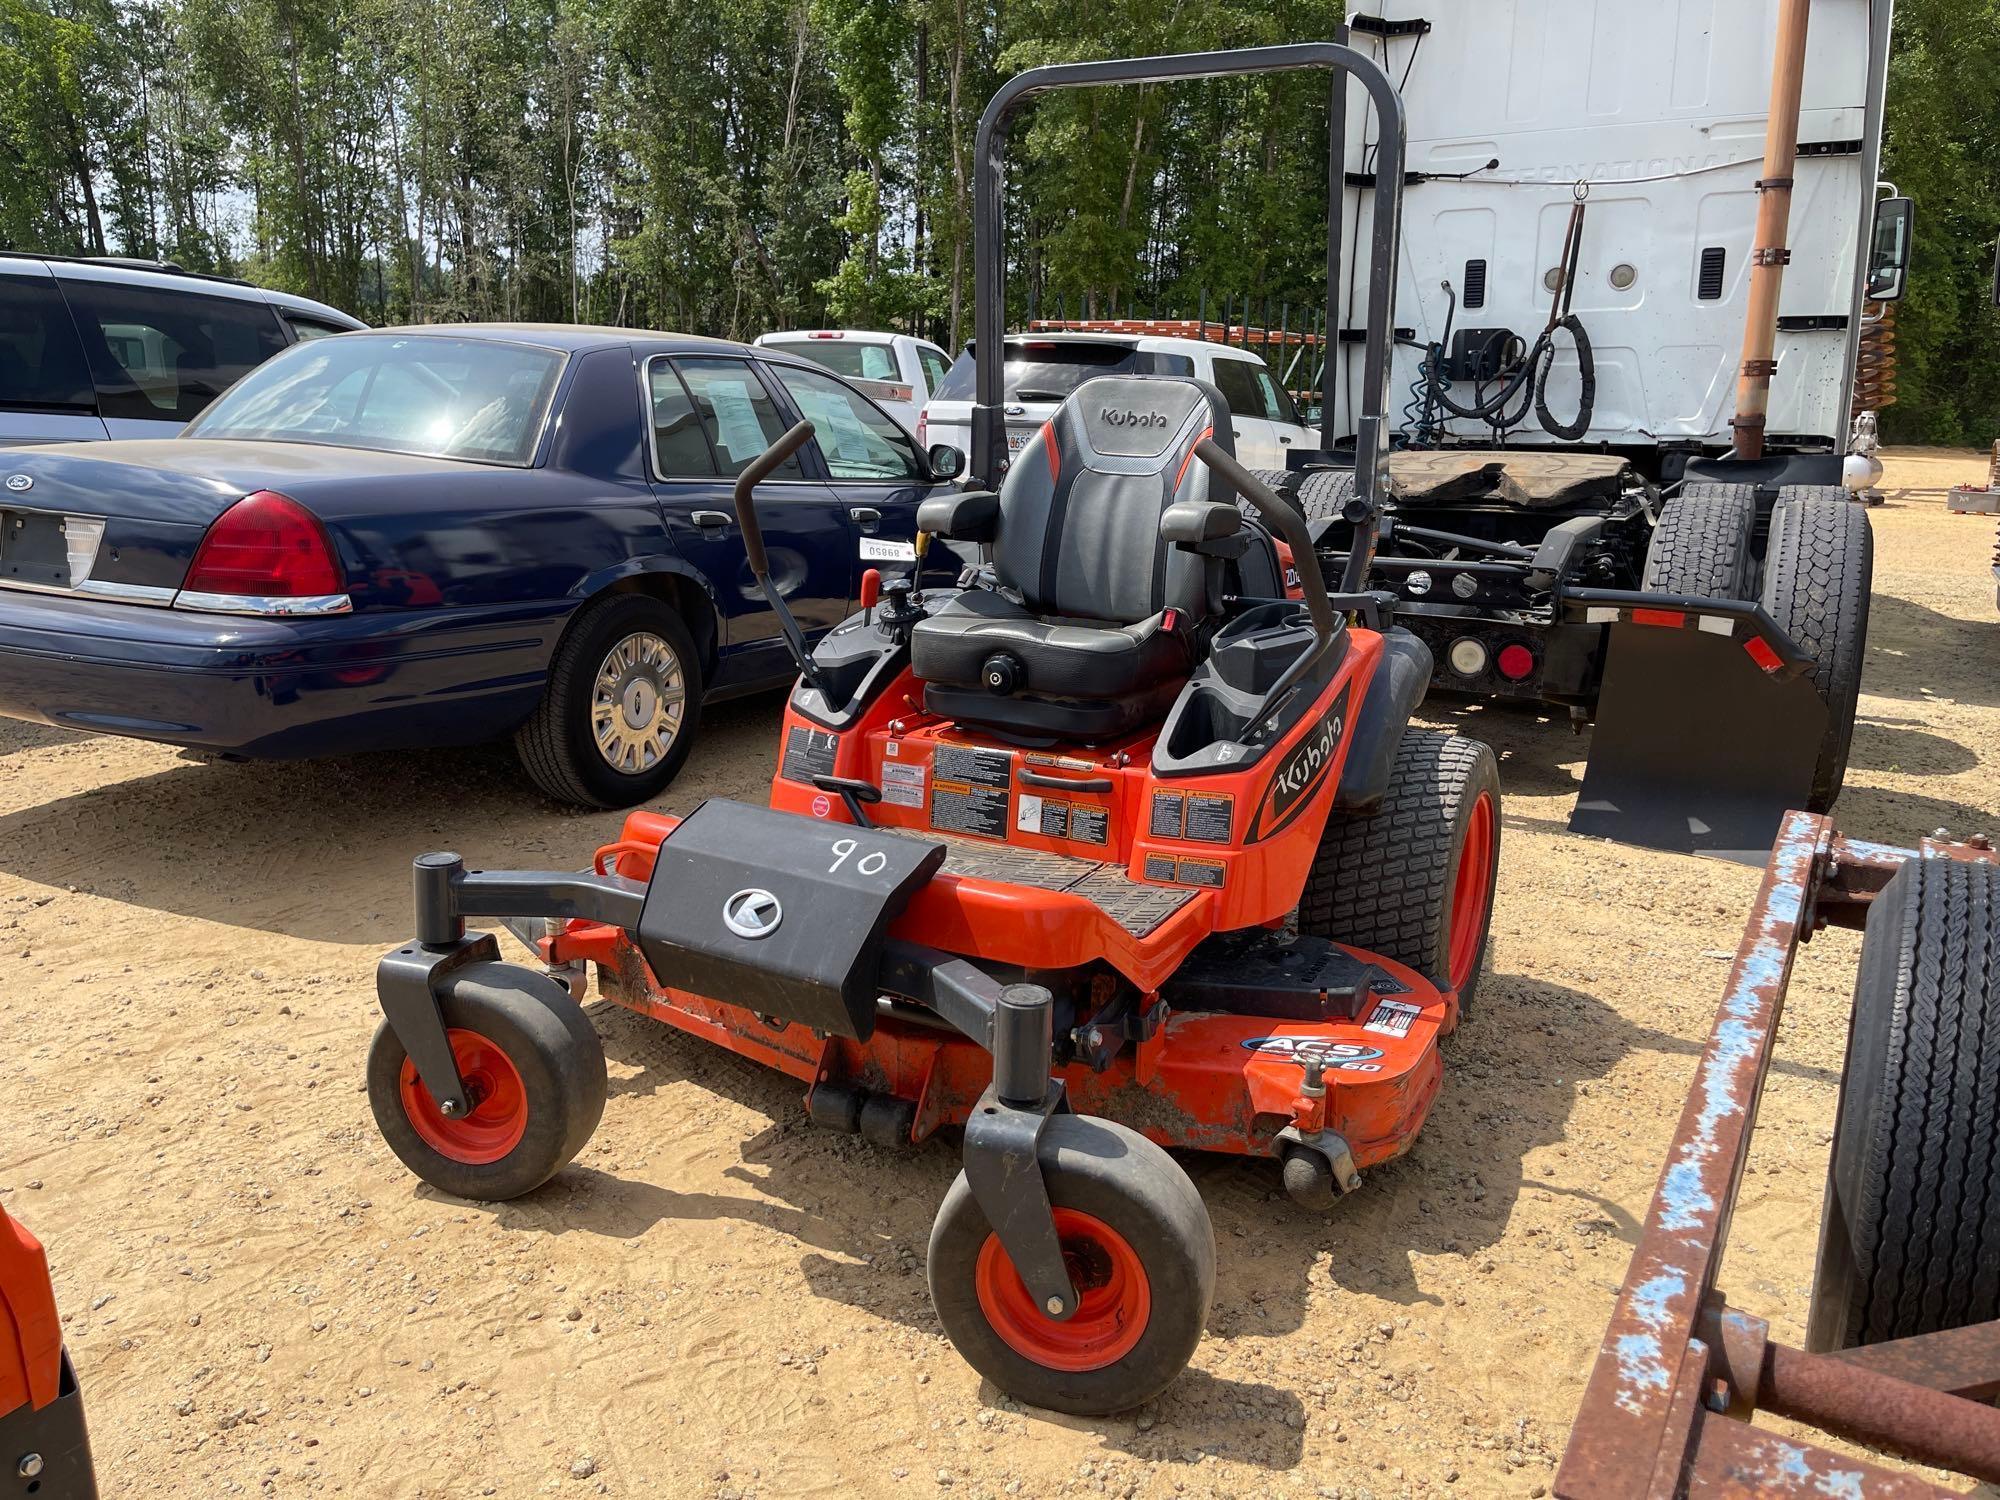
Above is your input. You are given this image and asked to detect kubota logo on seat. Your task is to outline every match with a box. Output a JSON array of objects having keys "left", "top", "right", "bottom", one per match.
[{"left": 1099, "top": 407, "right": 1170, "bottom": 429}]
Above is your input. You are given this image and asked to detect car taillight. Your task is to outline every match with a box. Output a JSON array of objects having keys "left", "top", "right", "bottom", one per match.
[
  {"left": 916, "top": 411, "right": 928, "bottom": 448},
  {"left": 179, "top": 491, "right": 348, "bottom": 613}
]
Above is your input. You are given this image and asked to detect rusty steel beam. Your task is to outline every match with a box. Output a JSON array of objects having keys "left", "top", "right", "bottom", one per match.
[
  {"left": 1681, "top": 1416, "right": 1958, "bottom": 1499},
  {"left": 1759, "top": 1342, "right": 2000, "bottom": 1483},
  {"left": 1830, "top": 1321, "right": 2000, "bottom": 1403},
  {"left": 1557, "top": 811, "right": 1836, "bottom": 1499}
]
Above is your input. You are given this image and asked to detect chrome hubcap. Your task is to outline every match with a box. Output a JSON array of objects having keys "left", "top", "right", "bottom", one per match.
[{"left": 591, "top": 631, "right": 685, "bottom": 774}]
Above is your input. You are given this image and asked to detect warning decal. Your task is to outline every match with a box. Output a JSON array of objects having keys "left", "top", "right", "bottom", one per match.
[
  {"left": 1362, "top": 998, "right": 1423, "bottom": 1038},
  {"left": 881, "top": 759, "right": 927, "bottom": 808}
]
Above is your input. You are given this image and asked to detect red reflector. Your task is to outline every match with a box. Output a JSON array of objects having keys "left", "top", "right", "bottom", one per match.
[
  {"left": 1162, "top": 609, "right": 1179, "bottom": 633},
  {"left": 1496, "top": 643, "right": 1536, "bottom": 681},
  {"left": 1743, "top": 635, "right": 1784, "bottom": 672},
  {"left": 1631, "top": 608, "right": 1686, "bottom": 629},
  {"left": 185, "top": 491, "right": 343, "bottom": 598}
]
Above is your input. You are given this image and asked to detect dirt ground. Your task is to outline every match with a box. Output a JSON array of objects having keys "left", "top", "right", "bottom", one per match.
[{"left": 2, "top": 448, "right": 1995, "bottom": 1500}]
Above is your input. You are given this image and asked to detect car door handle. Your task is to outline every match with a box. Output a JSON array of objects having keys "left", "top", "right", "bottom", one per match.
[
  {"left": 849, "top": 507, "right": 881, "bottom": 524},
  {"left": 1232, "top": 429, "right": 1243, "bottom": 439},
  {"left": 691, "top": 510, "right": 732, "bottom": 529},
  {"left": 1280, "top": 435, "right": 1294, "bottom": 444}
]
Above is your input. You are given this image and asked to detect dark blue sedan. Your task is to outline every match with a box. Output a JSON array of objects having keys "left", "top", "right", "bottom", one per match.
[{"left": 0, "top": 325, "right": 962, "bottom": 805}]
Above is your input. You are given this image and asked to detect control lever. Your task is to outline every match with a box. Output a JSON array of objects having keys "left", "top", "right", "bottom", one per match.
[{"left": 734, "top": 420, "right": 827, "bottom": 696}]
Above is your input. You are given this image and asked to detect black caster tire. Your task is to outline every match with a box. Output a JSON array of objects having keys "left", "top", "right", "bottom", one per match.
[
  {"left": 859, "top": 1093, "right": 917, "bottom": 1150},
  {"left": 515, "top": 593, "right": 704, "bottom": 808},
  {"left": 1281, "top": 1147, "right": 1339, "bottom": 1212},
  {"left": 927, "top": 1115, "right": 1213, "bottom": 1416},
  {"left": 1301, "top": 728, "right": 1502, "bottom": 1016},
  {"left": 367, "top": 963, "right": 608, "bottom": 1201},
  {"left": 806, "top": 1081, "right": 865, "bottom": 1133},
  {"left": 1807, "top": 857, "right": 2000, "bottom": 1352}
]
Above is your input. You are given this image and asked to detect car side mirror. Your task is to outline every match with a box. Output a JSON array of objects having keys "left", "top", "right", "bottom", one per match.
[
  {"left": 927, "top": 443, "right": 966, "bottom": 480},
  {"left": 1867, "top": 196, "right": 1916, "bottom": 303}
]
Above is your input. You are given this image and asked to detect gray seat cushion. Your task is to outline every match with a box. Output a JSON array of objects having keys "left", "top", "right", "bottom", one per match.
[{"left": 910, "top": 589, "right": 1191, "bottom": 701}]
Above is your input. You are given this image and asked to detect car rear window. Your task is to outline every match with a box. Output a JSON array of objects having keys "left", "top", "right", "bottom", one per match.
[
  {"left": 186, "top": 333, "right": 565, "bottom": 466},
  {"left": 929, "top": 341, "right": 1192, "bottom": 403},
  {"left": 762, "top": 337, "right": 901, "bottom": 383},
  {"left": 0, "top": 274, "right": 98, "bottom": 413},
  {"left": 59, "top": 278, "right": 288, "bottom": 423}
]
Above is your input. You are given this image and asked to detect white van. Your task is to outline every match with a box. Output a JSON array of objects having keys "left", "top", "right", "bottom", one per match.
[
  {"left": 920, "top": 332, "right": 1315, "bottom": 472},
  {"left": 751, "top": 330, "right": 952, "bottom": 439}
]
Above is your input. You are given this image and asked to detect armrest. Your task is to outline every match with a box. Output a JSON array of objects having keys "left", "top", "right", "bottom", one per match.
[
  {"left": 1160, "top": 500, "right": 1247, "bottom": 556},
  {"left": 918, "top": 489, "right": 1000, "bottom": 543}
]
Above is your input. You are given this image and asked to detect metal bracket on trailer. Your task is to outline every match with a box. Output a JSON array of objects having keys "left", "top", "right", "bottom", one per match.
[{"left": 1555, "top": 813, "right": 2000, "bottom": 1497}]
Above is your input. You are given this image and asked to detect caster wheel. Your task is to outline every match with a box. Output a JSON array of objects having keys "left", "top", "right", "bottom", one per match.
[
  {"left": 1281, "top": 1147, "right": 1339, "bottom": 1212},
  {"left": 859, "top": 1093, "right": 917, "bottom": 1150},
  {"left": 367, "top": 963, "right": 607, "bottom": 1201},
  {"left": 927, "top": 1116, "right": 1214, "bottom": 1415}
]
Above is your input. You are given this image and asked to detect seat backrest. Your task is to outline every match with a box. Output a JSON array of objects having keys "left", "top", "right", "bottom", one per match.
[{"left": 994, "top": 375, "right": 1235, "bottom": 625}]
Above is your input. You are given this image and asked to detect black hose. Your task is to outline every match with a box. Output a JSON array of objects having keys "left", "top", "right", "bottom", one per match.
[{"left": 1533, "top": 314, "right": 1595, "bottom": 441}]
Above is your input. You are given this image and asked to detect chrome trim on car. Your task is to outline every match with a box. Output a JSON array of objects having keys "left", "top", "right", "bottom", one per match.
[
  {"left": 77, "top": 578, "right": 177, "bottom": 605},
  {"left": 172, "top": 590, "right": 354, "bottom": 617}
]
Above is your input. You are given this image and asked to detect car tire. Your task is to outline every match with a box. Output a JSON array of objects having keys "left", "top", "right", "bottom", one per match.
[
  {"left": 516, "top": 593, "right": 704, "bottom": 809},
  {"left": 1643, "top": 486, "right": 1757, "bottom": 599},
  {"left": 1806, "top": 857, "right": 2000, "bottom": 1353}
]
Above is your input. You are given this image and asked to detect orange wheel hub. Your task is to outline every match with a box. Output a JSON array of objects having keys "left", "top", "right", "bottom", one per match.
[
  {"left": 974, "top": 1208, "right": 1151, "bottom": 1371},
  {"left": 398, "top": 1029, "right": 528, "bottom": 1165},
  {"left": 1448, "top": 790, "right": 1497, "bottom": 993}
]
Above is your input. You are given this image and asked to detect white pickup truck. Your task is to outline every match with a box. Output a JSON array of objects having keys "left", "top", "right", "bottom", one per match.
[{"left": 919, "top": 331, "right": 1315, "bottom": 471}]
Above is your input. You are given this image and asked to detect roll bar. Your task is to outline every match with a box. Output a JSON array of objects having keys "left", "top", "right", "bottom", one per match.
[{"left": 971, "top": 39, "right": 1408, "bottom": 588}]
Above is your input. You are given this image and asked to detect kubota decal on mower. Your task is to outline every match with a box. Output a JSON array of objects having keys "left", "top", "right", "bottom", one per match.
[{"left": 363, "top": 43, "right": 1500, "bottom": 1415}]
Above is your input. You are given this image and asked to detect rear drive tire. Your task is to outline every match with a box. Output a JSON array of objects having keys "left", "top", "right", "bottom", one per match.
[
  {"left": 1806, "top": 858, "right": 2000, "bottom": 1353},
  {"left": 1247, "top": 468, "right": 1356, "bottom": 528},
  {"left": 367, "top": 963, "right": 608, "bottom": 1201},
  {"left": 516, "top": 593, "right": 704, "bottom": 808},
  {"left": 1775, "top": 484, "right": 1855, "bottom": 509},
  {"left": 928, "top": 1115, "right": 1213, "bottom": 1415},
  {"left": 1643, "top": 487, "right": 1757, "bottom": 599},
  {"left": 1299, "top": 729, "right": 1502, "bottom": 1016},
  {"left": 1760, "top": 495, "right": 1872, "bottom": 810}
]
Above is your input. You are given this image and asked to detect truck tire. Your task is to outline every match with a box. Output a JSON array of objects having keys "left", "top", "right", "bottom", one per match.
[
  {"left": 1299, "top": 728, "right": 1501, "bottom": 1014},
  {"left": 1806, "top": 857, "right": 2000, "bottom": 1353},
  {"left": 1775, "top": 484, "right": 1854, "bottom": 509},
  {"left": 1642, "top": 487, "right": 1756, "bottom": 599},
  {"left": 1246, "top": 469, "right": 1355, "bottom": 527},
  {"left": 1760, "top": 496, "right": 1872, "bottom": 810}
]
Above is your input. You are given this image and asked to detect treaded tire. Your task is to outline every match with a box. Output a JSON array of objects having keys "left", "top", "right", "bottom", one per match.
[
  {"left": 1776, "top": 484, "right": 1855, "bottom": 509},
  {"left": 515, "top": 593, "right": 703, "bottom": 808},
  {"left": 1643, "top": 487, "right": 1757, "bottom": 598},
  {"left": 927, "top": 1115, "right": 1214, "bottom": 1415},
  {"left": 1299, "top": 728, "right": 1502, "bottom": 1015},
  {"left": 367, "top": 962, "right": 608, "bottom": 1201},
  {"left": 1760, "top": 495, "right": 1872, "bottom": 810},
  {"left": 1248, "top": 468, "right": 1356, "bottom": 528},
  {"left": 1807, "top": 858, "right": 2000, "bottom": 1352}
]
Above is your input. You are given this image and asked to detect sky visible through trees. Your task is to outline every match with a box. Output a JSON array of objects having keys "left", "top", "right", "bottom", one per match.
[{"left": 2, "top": 0, "right": 1993, "bottom": 442}]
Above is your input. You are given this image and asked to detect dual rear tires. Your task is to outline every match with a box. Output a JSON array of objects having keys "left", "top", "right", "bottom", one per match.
[{"left": 1643, "top": 485, "right": 1872, "bottom": 811}]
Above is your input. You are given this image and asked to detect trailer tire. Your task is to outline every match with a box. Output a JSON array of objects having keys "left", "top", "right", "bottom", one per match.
[
  {"left": 928, "top": 1115, "right": 1214, "bottom": 1415},
  {"left": 367, "top": 963, "right": 608, "bottom": 1202},
  {"left": 1642, "top": 487, "right": 1757, "bottom": 599},
  {"left": 1806, "top": 857, "right": 2000, "bottom": 1353},
  {"left": 1760, "top": 495, "right": 1872, "bottom": 810},
  {"left": 1300, "top": 729, "right": 1501, "bottom": 1016}
]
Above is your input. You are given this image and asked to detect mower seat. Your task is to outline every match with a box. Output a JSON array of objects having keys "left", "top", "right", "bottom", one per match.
[{"left": 913, "top": 375, "right": 1255, "bottom": 740}]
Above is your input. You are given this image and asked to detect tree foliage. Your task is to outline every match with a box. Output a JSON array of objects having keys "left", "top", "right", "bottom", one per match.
[{"left": 0, "top": 0, "right": 1989, "bottom": 440}]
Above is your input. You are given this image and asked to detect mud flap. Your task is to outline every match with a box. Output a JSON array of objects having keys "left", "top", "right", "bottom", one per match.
[{"left": 1570, "top": 614, "right": 1828, "bottom": 861}]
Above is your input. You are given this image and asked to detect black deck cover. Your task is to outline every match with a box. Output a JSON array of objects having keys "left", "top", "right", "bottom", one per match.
[{"left": 636, "top": 800, "right": 945, "bottom": 1039}]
